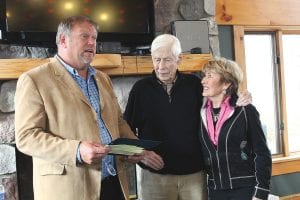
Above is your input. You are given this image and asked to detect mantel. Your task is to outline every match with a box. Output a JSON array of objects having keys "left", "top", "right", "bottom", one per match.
[{"left": 0, "top": 54, "right": 211, "bottom": 80}]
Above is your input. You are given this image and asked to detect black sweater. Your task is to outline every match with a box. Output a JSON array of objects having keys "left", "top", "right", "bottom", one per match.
[{"left": 124, "top": 72, "right": 204, "bottom": 175}]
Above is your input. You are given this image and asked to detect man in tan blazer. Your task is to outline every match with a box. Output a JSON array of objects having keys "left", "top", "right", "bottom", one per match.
[{"left": 15, "top": 15, "right": 163, "bottom": 200}]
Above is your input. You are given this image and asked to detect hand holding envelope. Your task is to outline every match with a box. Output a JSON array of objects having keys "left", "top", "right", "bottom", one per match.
[
  {"left": 108, "top": 144, "right": 144, "bottom": 155},
  {"left": 108, "top": 138, "right": 161, "bottom": 155},
  {"left": 108, "top": 138, "right": 164, "bottom": 170}
]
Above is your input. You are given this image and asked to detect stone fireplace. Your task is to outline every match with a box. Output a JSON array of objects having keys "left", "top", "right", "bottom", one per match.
[{"left": 0, "top": 0, "right": 219, "bottom": 199}]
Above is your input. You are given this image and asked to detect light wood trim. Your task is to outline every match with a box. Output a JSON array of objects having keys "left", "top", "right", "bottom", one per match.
[
  {"left": 136, "top": 56, "right": 153, "bottom": 74},
  {"left": 0, "top": 54, "right": 211, "bottom": 79},
  {"left": 244, "top": 26, "right": 300, "bottom": 32},
  {"left": 233, "top": 26, "right": 247, "bottom": 91},
  {"left": 0, "top": 54, "right": 122, "bottom": 79},
  {"left": 99, "top": 56, "right": 138, "bottom": 76},
  {"left": 272, "top": 155, "right": 300, "bottom": 176},
  {"left": 280, "top": 194, "right": 300, "bottom": 200},
  {"left": 216, "top": 0, "right": 300, "bottom": 26},
  {"left": 179, "top": 54, "right": 212, "bottom": 72},
  {"left": 275, "top": 31, "right": 290, "bottom": 156},
  {"left": 91, "top": 54, "right": 122, "bottom": 68},
  {"left": 0, "top": 58, "right": 49, "bottom": 79}
]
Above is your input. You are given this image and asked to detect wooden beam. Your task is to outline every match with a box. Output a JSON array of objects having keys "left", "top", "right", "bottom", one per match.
[
  {"left": 0, "top": 54, "right": 121, "bottom": 79},
  {"left": 0, "top": 54, "right": 211, "bottom": 79},
  {"left": 178, "top": 54, "right": 212, "bottom": 72}
]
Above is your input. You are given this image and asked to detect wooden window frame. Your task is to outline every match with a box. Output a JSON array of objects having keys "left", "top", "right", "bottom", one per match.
[{"left": 233, "top": 25, "right": 300, "bottom": 176}]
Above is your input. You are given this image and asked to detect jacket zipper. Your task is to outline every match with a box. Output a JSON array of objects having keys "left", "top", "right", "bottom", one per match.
[{"left": 216, "top": 150, "right": 223, "bottom": 189}]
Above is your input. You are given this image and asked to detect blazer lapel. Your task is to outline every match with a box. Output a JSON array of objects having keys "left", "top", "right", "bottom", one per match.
[{"left": 49, "top": 58, "right": 91, "bottom": 107}]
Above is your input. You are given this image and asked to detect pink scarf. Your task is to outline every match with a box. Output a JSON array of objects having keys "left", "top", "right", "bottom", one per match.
[{"left": 206, "top": 96, "right": 234, "bottom": 146}]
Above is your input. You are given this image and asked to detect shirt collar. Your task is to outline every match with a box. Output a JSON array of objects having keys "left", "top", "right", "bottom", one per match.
[
  {"left": 55, "top": 54, "right": 96, "bottom": 78},
  {"left": 152, "top": 70, "right": 179, "bottom": 85}
]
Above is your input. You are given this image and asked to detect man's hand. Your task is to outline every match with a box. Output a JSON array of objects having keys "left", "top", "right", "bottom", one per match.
[
  {"left": 237, "top": 90, "right": 252, "bottom": 106},
  {"left": 141, "top": 150, "right": 164, "bottom": 170},
  {"left": 79, "top": 141, "right": 111, "bottom": 165},
  {"left": 126, "top": 150, "right": 164, "bottom": 171}
]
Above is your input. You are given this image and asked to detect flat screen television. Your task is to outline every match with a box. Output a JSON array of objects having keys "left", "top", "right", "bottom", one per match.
[{"left": 0, "top": 0, "right": 155, "bottom": 50}]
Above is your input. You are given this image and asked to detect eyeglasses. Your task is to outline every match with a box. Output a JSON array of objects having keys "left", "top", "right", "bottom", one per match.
[
  {"left": 104, "top": 161, "right": 117, "bottom": 176},
  {"left": 104, "top": 160, "right": 130, "bottom": 177}
]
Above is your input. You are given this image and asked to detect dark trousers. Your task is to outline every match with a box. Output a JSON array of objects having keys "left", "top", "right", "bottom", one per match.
[
  {"left": 209, "top": 186, "right": 254, "bottom": 200},
  {"left": 100, "top": 175, "right": 125, "bottom": 200}
]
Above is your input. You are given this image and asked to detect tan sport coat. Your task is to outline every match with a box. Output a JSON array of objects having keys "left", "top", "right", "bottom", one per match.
[{"left": 15, "top": 57, "right": 136, "bottom": 200}]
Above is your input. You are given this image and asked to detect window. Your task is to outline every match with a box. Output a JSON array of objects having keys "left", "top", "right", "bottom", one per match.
[
  {"left": 244, "top": 33, "right": 281, "bottom": 154},
  {"left": 234, "top": 26, "right": 300, "bottom": 157},
  {"left": 282, "top": 34, "right": 300, "bottom": 152}
]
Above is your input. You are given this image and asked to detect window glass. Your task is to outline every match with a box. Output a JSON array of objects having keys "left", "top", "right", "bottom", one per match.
[
  {"left": 244, "top": 34, "right": 280, "bottom": 154},
  {"left": 282, "top": 34, "right": 300, "bottom": 152}
]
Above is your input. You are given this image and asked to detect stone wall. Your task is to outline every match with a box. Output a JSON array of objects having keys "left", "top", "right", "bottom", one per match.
[
  {"left": 0, "top": 80, "right": 18, "bottom": 200},
  {"left": 0, "top": 0, "right": 217, "bottom": 199}
]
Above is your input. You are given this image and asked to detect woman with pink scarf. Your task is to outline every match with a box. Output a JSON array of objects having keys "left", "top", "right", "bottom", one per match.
[{"left": 199, "top": 57, "right": 271, "bottom": 200}]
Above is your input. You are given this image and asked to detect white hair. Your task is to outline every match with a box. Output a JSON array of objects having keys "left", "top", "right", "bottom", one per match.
[{"left": 150, "top": 34, "right": 182, "bottom": 60}]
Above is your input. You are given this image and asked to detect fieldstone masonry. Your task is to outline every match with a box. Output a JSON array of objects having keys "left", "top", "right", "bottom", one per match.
[
  {"left": 0, "top": 81, "right": 17, "bottom": 200},
  {"left": 0, "top": 82, "right": 17, "bottom": 200},
  {"left": 0, "top": 0, "right": 218, "bottom": 199},
  {"left": 0, "top": 81, "right": 16, "bottom": 113},
  {"left": 0, "top": 113, "right": 15, "bottom": 144},
  {"left": 0, "top": 80, "right": 18, "bottom": 200}
]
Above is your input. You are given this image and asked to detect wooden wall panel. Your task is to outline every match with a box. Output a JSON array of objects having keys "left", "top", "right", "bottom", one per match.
[
  {"left": 233, "top": 26, "right": 247, "bottom": 91},
  {"left": 216, "top": 0, "right": 300, "bottom": 26}
]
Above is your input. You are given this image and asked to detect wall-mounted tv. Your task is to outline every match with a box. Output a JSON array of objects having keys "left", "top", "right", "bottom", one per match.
[{"left": 0, "top": 0, "right": 155, "bottom": 49}]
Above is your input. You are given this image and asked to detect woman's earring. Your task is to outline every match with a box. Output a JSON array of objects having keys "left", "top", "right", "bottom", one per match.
[{"left": 222, "top": 89, "right": 227, "bottom": 94}]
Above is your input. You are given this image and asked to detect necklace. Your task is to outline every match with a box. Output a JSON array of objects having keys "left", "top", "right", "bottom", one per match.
[{"left": 212, "top": 107, "right": 221, "bottom": 122}]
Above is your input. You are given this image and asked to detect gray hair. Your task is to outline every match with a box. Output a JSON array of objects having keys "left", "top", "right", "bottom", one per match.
[
  {"left": 56, "top": 15, "right": 98, "bottom": 45},
  {"left": 150, "top": 34, "right": 182, "bottom": 61}
]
